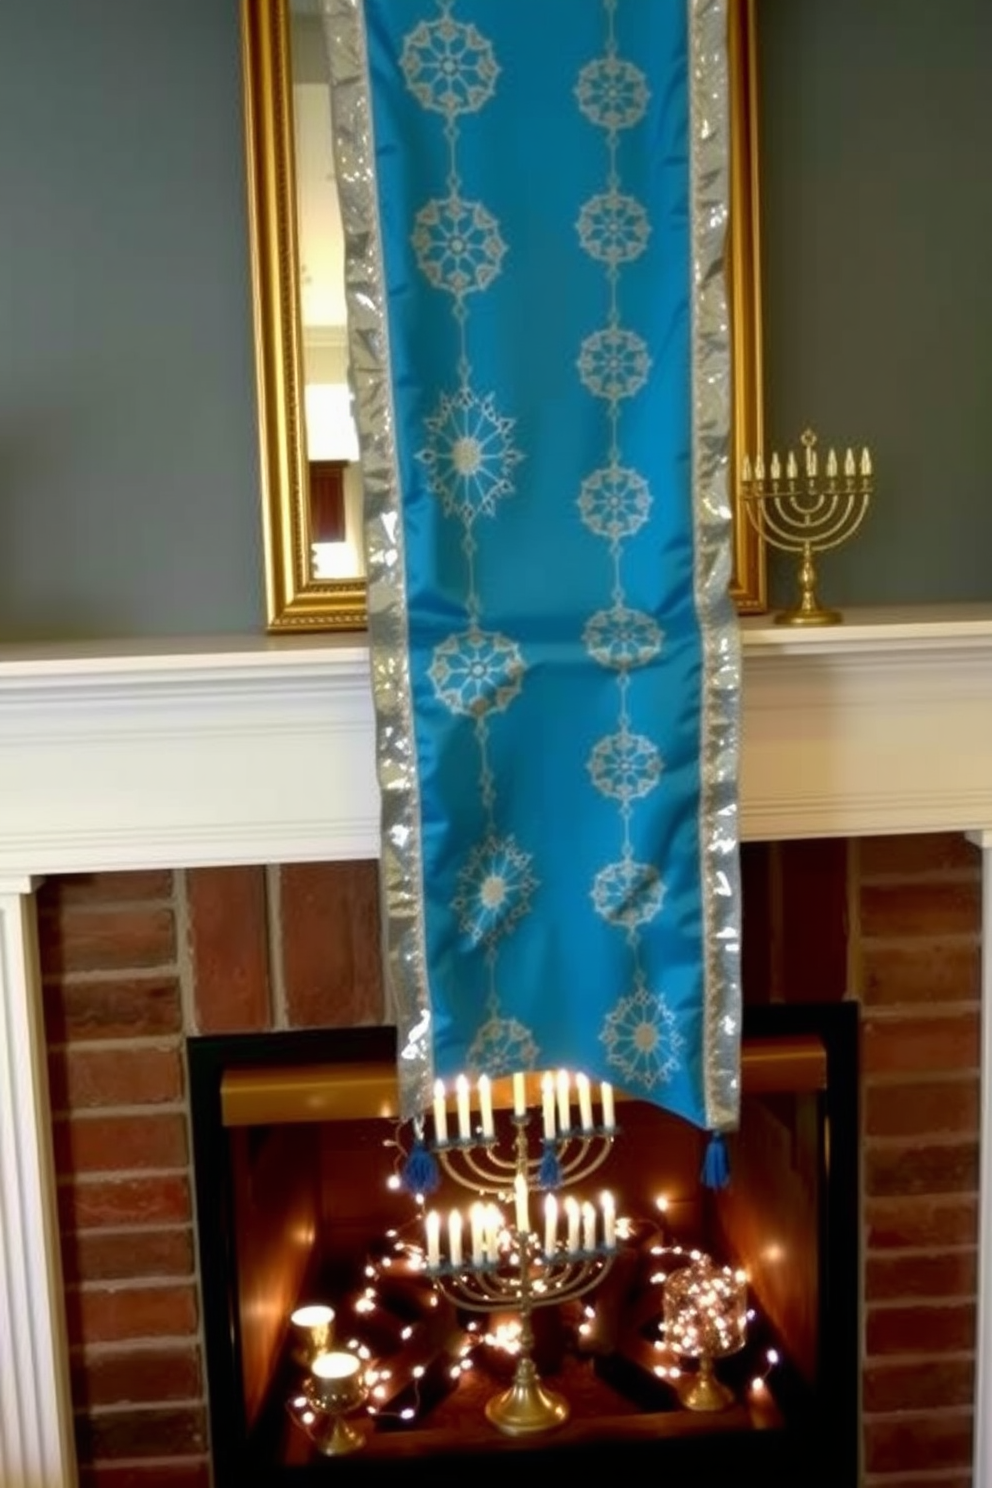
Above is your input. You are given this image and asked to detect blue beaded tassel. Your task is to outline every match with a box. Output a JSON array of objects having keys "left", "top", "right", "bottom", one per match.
[{"left": 700, "top": 1131, "right": 730, "bottom": 1190}]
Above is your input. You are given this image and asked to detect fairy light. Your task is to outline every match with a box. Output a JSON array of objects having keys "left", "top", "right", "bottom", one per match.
[{"left": 663, "top": 1259, "right": 748, "bottom": 1363}]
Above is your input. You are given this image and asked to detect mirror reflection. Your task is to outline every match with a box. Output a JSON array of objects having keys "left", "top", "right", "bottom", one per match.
[{"left": 289, "top": 1, "right": 365, "bottom": 585}]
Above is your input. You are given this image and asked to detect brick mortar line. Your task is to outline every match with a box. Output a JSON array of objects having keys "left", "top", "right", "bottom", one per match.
[
  {"left": 866, "top": 1244, "right": 977, "bottom": 1258},
  {"left": 862, "top": 1133, "right": 979, "bottom": 1147},
  {"left": 75, "top": 1396, "right": 206, "bottom": 1416},
  {"left": 42, "top": 968, "right": 181, "bottom": 987},
  {"left": 53, "top": 1102, "right": 189, "bottom": 1120},
  {"left": 67, "top": 1276, "right": 199, "bottom": 1294},
  {"left": 866, "top": 1295, "right": 978, "bottom": 1311},
  {"left": 861, "top": 1002, "right": 979, "bottom": 1020},
  {"left": 57, "top": 1168, "right": 191, "bottom": 1185},
  {"left": 862, "top": 1405, "right": 974, "bottom": 1420},
  {"left": 47, "top": 1035, "right": 185, "bottom": 1053},
  {"left": 73, "top": 1338, "right": 201, "bottom": 1358},
  {"left": 863, "top": 1348, "right": 975, "bottom": 1364}
]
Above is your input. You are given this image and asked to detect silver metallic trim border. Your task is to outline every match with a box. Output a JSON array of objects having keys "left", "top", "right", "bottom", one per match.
[
  {"left": 324, "top": 0, "right": 434, "bottom": 1121},
  {"left": 690, "top": 0, "right": 744, "bottom": 1131}
]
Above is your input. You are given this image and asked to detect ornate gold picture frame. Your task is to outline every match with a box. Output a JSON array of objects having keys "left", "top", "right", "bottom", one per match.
[{"left": 242, "top": 0, "right": 766, "bottom": 632}]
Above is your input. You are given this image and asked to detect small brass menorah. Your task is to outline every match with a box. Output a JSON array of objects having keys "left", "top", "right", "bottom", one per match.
[{"left": 741, "top": 428, "right": 873, "bottom": 626}]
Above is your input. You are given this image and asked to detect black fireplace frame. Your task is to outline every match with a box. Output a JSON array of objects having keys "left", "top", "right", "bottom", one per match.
[{"left": 189, "top": 1002, "right": 859, "bottom": 1487}]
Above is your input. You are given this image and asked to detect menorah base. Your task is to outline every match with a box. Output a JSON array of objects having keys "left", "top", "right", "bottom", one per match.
[
  {"left": 485, "top": 1358, "right": 570, "bottom": 1436},
  {"left": 306, "top": 1411, "right": 369, "bottom": 1456},
  {"left": 678, "top": 1356, "right": 734, "bottom": 1413},
  {"left": 774, "top": 602, "right": 842, "bottom": 628}
]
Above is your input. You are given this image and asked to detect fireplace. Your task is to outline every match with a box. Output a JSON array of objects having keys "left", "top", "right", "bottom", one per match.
[
  {"left": 1, "top": 615, "right": 992, "bottom": 1488},
  {"left": 187, "top": 1007, "right": 858, "bottom": 1486}
]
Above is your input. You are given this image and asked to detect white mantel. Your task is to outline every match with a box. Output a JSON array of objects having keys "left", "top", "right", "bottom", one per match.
[{"left": 3, "top": 605, "right": 992, "bottom": 1486}]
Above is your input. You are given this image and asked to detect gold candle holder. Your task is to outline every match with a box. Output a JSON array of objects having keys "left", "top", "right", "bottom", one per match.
[
  {"left": 663, "top": 1260, "right": 748, "bottom": 1412},
  {"left": 742, "top": 428, "right": 873, "bottom": 626},
  {"left": 422, "top": 1070, "right": 618, "bottom": 1436},
  {"left": 303, "top": 1350, "right": 368, "bottom": 1456},
  {"left": 289, "top": 1303, "right": 335, "bottom": 1368}
]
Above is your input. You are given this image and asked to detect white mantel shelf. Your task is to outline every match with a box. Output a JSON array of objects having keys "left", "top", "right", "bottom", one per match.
[{"left": 2, "top": 605, "right": 992, "bottom": 876}]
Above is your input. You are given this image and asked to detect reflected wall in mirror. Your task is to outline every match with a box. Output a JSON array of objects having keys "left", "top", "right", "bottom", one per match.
[{"left": 242, "top": 0, "right": 766, "bottom": 632}]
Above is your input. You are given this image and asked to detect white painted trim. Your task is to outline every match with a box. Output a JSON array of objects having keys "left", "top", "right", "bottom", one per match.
[
  {"left": 1, "top": 606, "right": 992, "bottom": 1485},
  {"left": 0, "top": 886, "right": 77, "bottom": 1488}
]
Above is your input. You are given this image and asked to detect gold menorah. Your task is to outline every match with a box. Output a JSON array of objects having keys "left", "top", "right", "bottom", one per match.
[{"left": 741, "top": 428, "right": 873, "bottom": 626}]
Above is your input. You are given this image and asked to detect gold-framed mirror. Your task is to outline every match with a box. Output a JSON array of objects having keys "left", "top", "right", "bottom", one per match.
[{"left": 242, "top": 0, "right": 766, "bottom": 632}]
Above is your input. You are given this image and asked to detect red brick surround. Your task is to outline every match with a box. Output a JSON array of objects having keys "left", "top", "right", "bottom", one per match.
[{"left": 39, "top": 838, "right": 980, "bottom": 1487}]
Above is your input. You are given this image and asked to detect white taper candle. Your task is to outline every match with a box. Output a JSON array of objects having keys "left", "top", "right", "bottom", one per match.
[
  {"left": 433, "top": 1080, "right": 448, "bottom": 1144},
  {"left": 541, "top": 1073, "right": 556, "bottom": 1141},
  {"left": 426, "top": 1210, "right": 441, "bottom": 1269},
  {"left": 456, "top": 1074, "right": 471, "bottom": 1140},
  {"left": 544, "top": 1194, "right": 558, "bottom": 1258},
  {"left": 478, "top": 1074, "right": 494, "bottom": 1138},
  {"left": 448, "top": 1209, "right": 463, "bottom": 1267}
]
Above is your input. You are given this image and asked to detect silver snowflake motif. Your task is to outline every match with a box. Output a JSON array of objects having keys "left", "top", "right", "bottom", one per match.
[
  {"left": 577, "top": 191, "right": 650, "bottom": 266},
  {"left": 412, "top": 195, "right": 506, "bottom": 297},
  {"left": 467, "top": 1015, "right": 539, "bottom": 1077},
  {"left": 575, "top": 55, "right": 649, "bottom": 131},
  {"left": 578, "top": 327, "right": 651, "bottom": 401},
  {"left": 419, "top": 387, "right": 522, "bottom": 522},
  {"left": 429, "top": 628, "right": 525, "bottom": 719},
  {"left": 578, "top": 464, "right": 651, "bottom": 541},
  {"left": 592, "top": 859, "right": 665, "bottom": 929},
  {"left": 401, "top": 16, "right": 499, "bottom": 117},
  {"left": 588, "top": 729, "right": 663, "bottom": 802},
  {"left": 601, "top": 984, "right": 684, "bottom": 1091},
  {"left": 583, "top": 606, "right": 664, "bottom": 671},
  {"left": 453, "top": 835, "right": 538, "bottom": 946}
]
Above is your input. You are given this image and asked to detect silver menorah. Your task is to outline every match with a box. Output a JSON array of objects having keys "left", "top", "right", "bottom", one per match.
[
  {"left": 421, "top": 1071, "right": 618, "bottom": 1435},
  {"left": 741, "top": 428, "right": 873, "bottom": 626}
]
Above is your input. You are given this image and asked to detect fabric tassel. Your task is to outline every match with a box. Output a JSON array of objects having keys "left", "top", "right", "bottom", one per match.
[
  {"left": 700, "top": 1132, "right": 730, "bottom": 1190},
  {"left": 538, "top": 1141, "right": 562, "bottom": 1190},
  {"left": 400, "top": 1138, "right": 440, "bottom": 1197}
]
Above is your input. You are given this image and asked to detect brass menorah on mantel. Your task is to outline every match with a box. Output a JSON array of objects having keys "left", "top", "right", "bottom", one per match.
[{"left": 741, "top": 428, "right": 873, "bottom": 626}]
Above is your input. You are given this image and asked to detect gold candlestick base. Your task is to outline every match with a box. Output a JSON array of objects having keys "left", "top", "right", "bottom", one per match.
[
  {"left": 485, "top": 1356, "right": 569, "bottom": 1436},
  {"left": 678, "top": 1354, "right": 734, "bottom": 1413},
  {"left": 311, "top": 1414, "right": 368, "bottom": 1456}
]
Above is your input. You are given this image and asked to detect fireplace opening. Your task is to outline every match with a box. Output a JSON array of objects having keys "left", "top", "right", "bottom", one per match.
[{"left": 189, "top": 1004, "right": 858, "bottom": 1485}]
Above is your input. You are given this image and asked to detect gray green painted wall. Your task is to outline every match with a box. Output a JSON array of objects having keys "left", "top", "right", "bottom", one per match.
[
  {"left": 759, "top": 0, "right": 992, "bottom": 608},
  {"left": 0, "top": 0, "right": 263, "bottom": 640},
  {"left": 0, "top": 1, "right": 988, "bottom": 639}
]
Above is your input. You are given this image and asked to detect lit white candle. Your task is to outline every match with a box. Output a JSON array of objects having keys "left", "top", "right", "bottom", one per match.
[
  {"left": 565, "top": 1197, "right": 581, "bottom": 1253},
  {"left": 544, "top": 1194, "right": 558, "bottom": 1258},
  {"left": 514, "top": 1173, "right": 530, "bottom": 1236},
  {"left": 433, "top": 1080, "right": 448, "bottom": 1144},
  {"left": 448, "top": 1210, "right": 463, "bottom": 1268},
  {"left": 844, "top": 448, "right": 856, "bottom": 478},
  {"left": 601, "top": 1190, "right": 616, "bottom": 1249},
  {"left": 426, "top": 1210, "right": 441, "bottom": 1269},
  {"left": 556, "top": 1070, "right": 571, "bottom": 1133},
  {"left": 455, "top": 1074, "right": 472, "bottom": 1140},
  {"left": 576, "top": 1072, "right": 593, "bottom": 1131},
  {"left": 512, "top": 1072, "right": 526, "bottom": 1118},
  {"left": 860, "top": 446, "right": 873, "bottom": 477},
  {"left": 600, "top": 1082, "right": 615, "bottom": 1131},
  {"left": 470, "top": 1203, "right": 485, "bottom": 1266},
  {"left": 478, "top": 1074, "right": 494, "bottom": 1138},
  {"left": 541, "top": 1073, "right": 556, "bottom": 1141},
  {"left": 582, "top": 1202, "right": 597, "bottom": 1253},
  {"left": 485, "top": 1204, "right": 501, "bottom": 1261}
]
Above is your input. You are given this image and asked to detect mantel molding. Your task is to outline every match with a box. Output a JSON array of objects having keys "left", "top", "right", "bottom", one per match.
[{"left": 2, "top": 605, "right": 992, "bottom": 877}]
